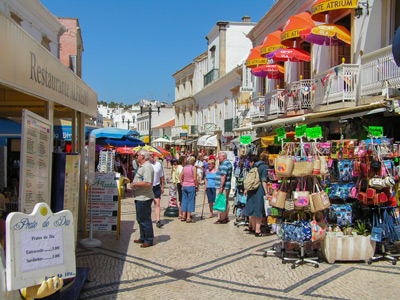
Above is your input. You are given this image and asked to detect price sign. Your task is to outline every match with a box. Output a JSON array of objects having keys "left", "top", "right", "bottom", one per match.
[
  {"left": 274, "top": 136, "right": 291, "bottom": 144},
  {"left": 275, "top": 127, "right": 286, "bottom": 140},
  {"left": 240, "top": 136, "right": 252, "bottom": 145},
  {"left": 306, "top": 126, "right": 323, "bottom": 140},
  {"left": 295, "top": 124, "right": 307, "bottom": 138},
  {"left": 368, "top": 126, "right": 383, "bottom": 137}
]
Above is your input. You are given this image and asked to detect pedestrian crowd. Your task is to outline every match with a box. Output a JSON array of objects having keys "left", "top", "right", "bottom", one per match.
[{"left": 130, "top": 148, "right": 272, "bottom": 248}]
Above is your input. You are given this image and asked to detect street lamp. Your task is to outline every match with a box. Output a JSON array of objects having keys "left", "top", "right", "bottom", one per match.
[{"left": 139, "top": 100, "right": 161, "bottom": 145}]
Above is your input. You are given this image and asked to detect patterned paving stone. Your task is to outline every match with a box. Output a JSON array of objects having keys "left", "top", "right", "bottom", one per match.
[{"left": 76, "top": 166, "right": 400, "bottom": 299}]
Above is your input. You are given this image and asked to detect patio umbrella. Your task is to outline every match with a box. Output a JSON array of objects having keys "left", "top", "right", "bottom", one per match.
[
  {"left": 96, "top": 136, "right": 145, "bottom": 147},
  {"left": 299, "top": 24, "right": 351, "bottom": 46},
  {"left": 251, "top": 64, "right": 285, "bottom": 79},
  {"left": 281, "top": 12, "right": 315, "bottom": 47},
  {"left": 132, "top": 145, "right": 164, "bottom": 157},
  {"left": 246, "top": 45, "right": 268, "bottom": 68},
  {"left": 90, "top": 127, "right": 139, "bottom": 139},
  {"left": 260, "top": 31, "right": 286, "bottom": 57},
  {"left": 153, "top": 146, "right": 170, "bottom": 156},
  {"left": 115, "top": 147, "right": 135, "bottom": 154},
  {"left": 271, "top": 48, "right": 311, "bottom": 62}
]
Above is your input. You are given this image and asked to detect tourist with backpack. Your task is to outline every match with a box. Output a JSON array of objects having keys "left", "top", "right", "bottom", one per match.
[{"left": 244, "top": 152, "right": 269, "bottom": 237}]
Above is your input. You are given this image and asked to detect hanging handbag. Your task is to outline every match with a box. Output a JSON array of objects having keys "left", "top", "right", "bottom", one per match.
[
  {"left": 285, "top": 197, "right": 295, "bottom": 211},
  {"left": 293, "top": 179, "right": 310, "bottom": 210},
  {"left": 311, "top": 179, "right": 331, "bottom": 211},
  {"left": 369, "top": 177, "right": 386, "bottom": 189},
  {"left": 292, "top": 159, "right": 314, "bottom": 177},
  {"left": 310, "top": 212, "right": 326, "bottom": 242},
  {"left": 270, "top": 181, "right": 286, "bottom": 209},
  {"left": 370, "top": 213, "right": 384, "bottom": 243},
  {"left": 275, "top": 143, "right": 295, "bottom": 177}
]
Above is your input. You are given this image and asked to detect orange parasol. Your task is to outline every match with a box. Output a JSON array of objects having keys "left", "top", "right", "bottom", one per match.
[
  {"left": 281, "top": 12, "right": 315, "bottom": 47},
  {"left": 260, "top": 31, "right": 286, "bottom": 57},
  {"left": 246, "top": 45, "right": 268, "bottom": 68}
]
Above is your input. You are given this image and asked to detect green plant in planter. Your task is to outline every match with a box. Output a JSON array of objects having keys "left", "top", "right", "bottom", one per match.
[{"left": 354, "top": 221, "right": 369, "bottom": 236}]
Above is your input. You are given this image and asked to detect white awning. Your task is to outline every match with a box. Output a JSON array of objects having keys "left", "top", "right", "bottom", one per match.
[
  {"left": 173, "top": 139, "right": 186, "bottom": 145},
  {"left": 204, "top": 135, "right": 218, "bottom": 147},
  {"left": 197, "top": 135, "right": 211, "bottom": 146}
]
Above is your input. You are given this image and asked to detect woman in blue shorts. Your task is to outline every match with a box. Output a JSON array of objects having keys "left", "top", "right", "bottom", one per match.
[{"left": 205, "top": 159, "right": 217, "bottom": 218}]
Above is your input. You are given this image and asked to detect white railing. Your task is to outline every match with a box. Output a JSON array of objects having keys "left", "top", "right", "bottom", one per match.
[
  {"left": 265, "top": 89, "right": 284, "bottom": 117},
  {"left": 314, "top": 64, "right": 358, "bottom": 106},
  {"left": 285, "top": 79, "right": 313, "bottom": 111},
  {"left": 248, "top": 96, "right": 265, "bottom": 119},
  {"left": 361, "top": 45, "right": 400, "bottom": 97}
]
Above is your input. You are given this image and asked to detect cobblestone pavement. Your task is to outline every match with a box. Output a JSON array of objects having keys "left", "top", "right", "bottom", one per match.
[{"left": 77, "top": 168, "right": 400, "bottom": 300}]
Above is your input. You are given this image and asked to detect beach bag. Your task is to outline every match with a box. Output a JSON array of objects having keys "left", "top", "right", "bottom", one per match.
[
  {"left": 292, "top": 159, "right": 314, "bottom": 177},
  {"left": 213, "top": 193, "right": 227, "bottom": 212},
  {"left": 310, "top": 213, "right": 326, "bottom": 242},
  {"left": 371, "top": 212, "right": 385, "bottom": 242},
  {"left": 293, "top": 180, "right": 310, "bottom": 210},
  {"left": 275, "top": 143, "right": 294, "bottom": 177},
  {"left": 270, "top": 181, "right": 287, "bottom": 209},
  {"left": 311, "top": 179, "right": 330, "bottom": 211},
  {"left": 244, "top": 166, "right": 260, "bottom": 191}
]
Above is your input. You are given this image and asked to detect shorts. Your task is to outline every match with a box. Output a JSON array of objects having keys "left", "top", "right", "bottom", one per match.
[
  {"left": 206, "top": 188, "right": 216, "bottom": 203},
  {"left": 153, "top": 184, "right": 162, "bottom": 199}
]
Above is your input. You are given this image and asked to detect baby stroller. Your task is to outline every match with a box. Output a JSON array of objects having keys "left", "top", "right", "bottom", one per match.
[{"left": 233, "top": 191, "right": 248, "bottom": 227}]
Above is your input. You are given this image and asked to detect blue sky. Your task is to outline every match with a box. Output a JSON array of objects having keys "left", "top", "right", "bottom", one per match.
[{"left": 41, "top": 0, "right": 274, "bottom": 105}]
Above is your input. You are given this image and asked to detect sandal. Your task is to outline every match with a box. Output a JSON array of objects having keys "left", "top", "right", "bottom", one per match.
[
  {"left": 255, "top": 232, "right": 268, "bottom": 237},
  {"left": 186, "top": 219, "right": 196, "bottom": 223},
  {"left": 214, "top": 218, "right": 229, "bottom": 224},
  {"left": 181, "top": 218, "right": 187, "bottom": 222},
  {"left": 243, "top": 227, "right": 254, "bottom": 232}
]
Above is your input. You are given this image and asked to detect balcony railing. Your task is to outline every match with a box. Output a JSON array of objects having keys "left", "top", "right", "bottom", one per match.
[
  {"left": 265, "top": 89, "right": 284, "bottom": 117},
  {"left": 249, "top": 96, "right": 265, "bottom": 119},
  {"left": 285, "top": 79, "right": 313, "bottom": 111},
  {"left": 314, "top": 64, "right": 358, "bottom": 106},
  {"left": 360, "top": 45, "right": 400, "bottom": 97},
  {"left": 204, "top": 69, "right": 219, "bottom": 86}
]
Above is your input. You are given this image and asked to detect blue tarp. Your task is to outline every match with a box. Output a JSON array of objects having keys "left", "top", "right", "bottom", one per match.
[
  {"left": 0, "top": 118, "right": 22, "bottom": 146},
  {"left": 90, "top": 127, "right": 140, "bottom": 139}
]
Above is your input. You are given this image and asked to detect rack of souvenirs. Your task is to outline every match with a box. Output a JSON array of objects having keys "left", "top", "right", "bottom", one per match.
[
  {"left": 97, "top": 150, "right": 115, "bottom": 173},
  {"left": 263, "top": 138, "right": 400, "bottom": 268}
]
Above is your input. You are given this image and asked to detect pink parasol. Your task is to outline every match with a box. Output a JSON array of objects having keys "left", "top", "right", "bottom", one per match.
[{"left": 271, "top": 48, "right": 311, "bottom": 62}]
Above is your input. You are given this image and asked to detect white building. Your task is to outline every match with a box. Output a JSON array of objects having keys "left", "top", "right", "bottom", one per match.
[{"left": 173, "top": 16, "right": 256, "bottom": 149}]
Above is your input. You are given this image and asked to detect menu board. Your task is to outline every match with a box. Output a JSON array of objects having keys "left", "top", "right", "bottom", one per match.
[
  {"left": 20, "top": 109, "right": 52, "bottom": 213},
  {"left": 86, "top": 172, "right": 120, "bottom": 234},
  {"left": 64, "top": 155, "right": 80, "bottom": 241}
]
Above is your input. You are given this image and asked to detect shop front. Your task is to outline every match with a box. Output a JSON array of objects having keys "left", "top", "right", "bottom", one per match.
[{"left": 0, "top": 11, "right": 97, "bottom": 231}]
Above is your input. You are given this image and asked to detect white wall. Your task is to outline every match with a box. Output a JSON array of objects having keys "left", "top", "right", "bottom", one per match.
[{"left": 226, "top": 24, "right": 254, "bottom": 73}]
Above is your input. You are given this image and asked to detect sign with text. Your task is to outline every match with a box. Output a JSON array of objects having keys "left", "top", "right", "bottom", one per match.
[
  {"left": 368, "top": 126, "right": 383, "bottom": 137},
  {"left": 6, "top": 203, "right": 76, "bottom": 291},
  {"left": 275, "top": 127, "right": 286, "bottom": 140},
  {"left": 295, "top": 124, "right": 307, "bottom": 138},
  {"left": 19, "top": 109, "right": 53, "bottom": 213},
  {"left": 86, "top": 173, "right": 120, "bottom": 234},
  {"left": 306, "top": 126, "right": 323, "bottom": 140},
  {"left": 240, "top": 136, "right": 252, "bottom": 145},
  {"left": 182, "top": 125, "right": 188, "bottom": 130}
]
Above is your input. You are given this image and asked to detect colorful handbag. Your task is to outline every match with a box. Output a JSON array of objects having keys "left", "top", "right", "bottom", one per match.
[
  {"left": 275, "top": 144, "right": 295, "bottom": 177},
  {"left": 270, "top": 181, "right": 287, "bottom": 209},
  {"left": 311, "top": 180, "right": 330, "bottom": 211},
  {"left": 285, "top": 197, "right": 295, "bottom": 211},
  {"left": 310, "top": 213, "right": 326, "bottom": 242},
  {"left": 293, "top": 180, "right": 310, "bottom": 210}
]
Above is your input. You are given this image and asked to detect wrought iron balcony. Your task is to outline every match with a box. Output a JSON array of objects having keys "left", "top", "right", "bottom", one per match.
[{"left": 204, "top": 69, "right": 219, "bottom": 86}]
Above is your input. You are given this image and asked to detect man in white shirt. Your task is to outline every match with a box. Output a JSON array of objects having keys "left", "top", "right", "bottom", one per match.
[
  {"left": 195, "top": 153, "right": 204, "bottom": 185},
  {"left": 150, "top": 153, "right": 165, "bottom": 228}
]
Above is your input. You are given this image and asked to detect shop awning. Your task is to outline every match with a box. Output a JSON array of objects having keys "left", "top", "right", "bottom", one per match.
[
  {"left": 173, "top": 139, "right": 186, "bottom": 145},
  {"left": 246, "top": 46, "right": 268, "bottom": 68},
  {"left": 203, "top": 135, "right": 218, "bottom": 147},
  {"left": 260, "top": 31, "right": 286, "bottom": 57},
  {"left": 281, "top": 12, "right": 315, "bottom": 47},
  {"left": 91, "top": 127, "right": 140, "bottom": 139},
  {"left": 311, "top": 0, "right": 358, "bottom": 22},
  {"left": 53, "top": 125, "right": 97, "bottom": 141},
  {"left": 197, "top": 135, "right": 212, "bottom": 146},
  {"left": 0, "top": 117, "right": 21, "bottom": 137},
  {"left": 300, "top": 24, "right": 351, "bottom": 46}
]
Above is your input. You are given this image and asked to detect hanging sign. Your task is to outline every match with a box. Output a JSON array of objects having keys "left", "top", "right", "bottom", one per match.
[
  {"left": 182, "top": 125, "right": 188, "bottom": 130},
  {"left": 368, "top": 126, "right": 383, "bottom": 137},
  {"left": 295, "top": 124, "right": 307, "bottom": 138},
  {"left": 275, "top": 127, "right": 286, "bottom": 140},
  {"left": 240, "top": 136, "right": 252, "bottom": 145},
  {"left": 306, "top": 126, "right": 323, "bottom": 140},
  {"left": 274, "top": 136, "right": 291, "bottom": 144}
]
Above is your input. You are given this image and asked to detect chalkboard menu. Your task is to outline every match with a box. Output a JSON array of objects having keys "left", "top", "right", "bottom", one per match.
[{"left": 86, "top": 172, "right": 121, "bottom": 236}]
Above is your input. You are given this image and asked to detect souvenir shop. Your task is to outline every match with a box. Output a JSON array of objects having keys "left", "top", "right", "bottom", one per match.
[{"left": 261, "top": 123, "right": 400, "bottom": 268}]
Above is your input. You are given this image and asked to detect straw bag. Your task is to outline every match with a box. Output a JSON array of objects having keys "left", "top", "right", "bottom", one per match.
[
  {"left": 270, "top": 181, "right": 287, "bottom": 209},
  {"left": 275, "top": 144, "right": 294, "bottom": 177},
  {"left": 292, "top": 160, "right": 314, "bottom": 177},
  {"left": 311, "top": 178, "right": 330, "bottom": 211}
]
